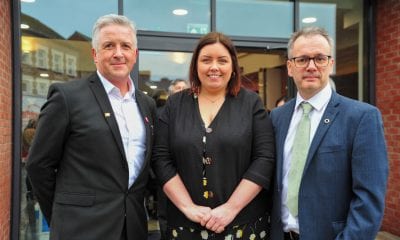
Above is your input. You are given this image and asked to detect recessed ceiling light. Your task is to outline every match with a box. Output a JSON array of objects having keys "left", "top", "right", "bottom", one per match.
[
  {"left": 173, "top": 9, "right": 188, "bottom": 16},
  {"left": 150, "top": 85, "right": 157, "bottom": 89},
  {"left": 20, "top": 24, "right": 30, "bottom": 29},
  {"left": 40, "top": 73, "right": 49, "bottom": 78},
  {"left": 302, "top": 17, "right": 317, "bottom": 23}
]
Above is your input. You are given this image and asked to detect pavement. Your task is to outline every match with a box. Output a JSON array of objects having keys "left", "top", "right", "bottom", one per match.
[{"left": 376, "top": 232, "right": 400, "bottom": 240}]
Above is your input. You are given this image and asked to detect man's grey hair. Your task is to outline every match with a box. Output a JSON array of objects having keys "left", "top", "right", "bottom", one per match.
[
  {"left": 287, "top": 26, "right": 334, "bottom": 59},
  {"left": 92, "top": 14, "right": 137, "bottom": 51}
]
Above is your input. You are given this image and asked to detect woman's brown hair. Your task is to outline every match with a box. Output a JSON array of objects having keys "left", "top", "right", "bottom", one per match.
[{"left": 189, "top": 32, "right": 241, "bottom": 96}]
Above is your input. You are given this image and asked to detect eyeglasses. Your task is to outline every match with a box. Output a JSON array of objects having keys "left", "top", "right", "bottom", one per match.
[{"left": 290, "top": 55, "right": 331, "bottom": 68}]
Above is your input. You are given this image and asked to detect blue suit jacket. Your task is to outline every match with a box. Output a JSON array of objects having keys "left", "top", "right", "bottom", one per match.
[{"left": 270, "top": 91, "right": 388, "bottom": 240}]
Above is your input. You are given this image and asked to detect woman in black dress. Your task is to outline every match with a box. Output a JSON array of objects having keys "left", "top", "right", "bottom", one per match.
[{"left": 152, "top": 32, "right": 275, "bottom": 240}]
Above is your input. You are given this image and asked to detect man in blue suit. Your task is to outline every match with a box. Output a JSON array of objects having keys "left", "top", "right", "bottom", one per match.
[{"left": 270, "top": 26, "right": 388, "bottom": 240}]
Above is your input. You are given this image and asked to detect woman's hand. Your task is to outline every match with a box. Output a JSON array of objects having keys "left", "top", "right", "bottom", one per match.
[
  {"left": 204, "top": 203, "right": 238, "bottom": 233},
  {"left": 204, "top": 179, "right": 263, "bottom": 233},
  {"left": 182, "top": 204, "right": 212, "bottom": 224}
]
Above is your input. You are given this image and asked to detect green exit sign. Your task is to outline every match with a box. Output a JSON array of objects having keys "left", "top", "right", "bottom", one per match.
[{"left": 187, "top": 23, "right": 208, "bottom": 34}]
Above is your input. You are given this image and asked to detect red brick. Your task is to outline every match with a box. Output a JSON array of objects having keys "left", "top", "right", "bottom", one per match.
[
  {"left": 377, "top": 0, "right": 400, "bottom": 236},
  {"left": 0, "top": 0, "right": 11, "bottom": 239}
]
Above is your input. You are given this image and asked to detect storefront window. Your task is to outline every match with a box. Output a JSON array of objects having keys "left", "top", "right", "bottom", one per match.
[
  {"left": 216, "top": 0, "right": 293, "bottom": 38},
  {"left": 138, "top": 50, "right": 192, "bottom": 98},
  {"left": 124, "top": 0, "right": 210, "bottom": 34},
  {"left": 299, "top": 0, "right": 365, "bottom": 100},
  {"left": 17, "top": 0, "right": 368, "bottom": 239}
]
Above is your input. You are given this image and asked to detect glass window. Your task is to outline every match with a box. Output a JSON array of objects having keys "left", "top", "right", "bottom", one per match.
[
  {"left": 20, "top": 1, "right": 117, "bottom": 239},
  {"left": 21, "top": 0, "right": 117, "bottom": 39},
  {"left": 299, "top": 0, "right": 364, "bottom": 101},
  {"left": 124, "top": 0, "right": 210, "bottom": 34},
  {"left": 216, "top": 0, "right": 293, "bottom": 38},
  {"left": 138, "top": 51, "right": 192, "bottom": 97}
]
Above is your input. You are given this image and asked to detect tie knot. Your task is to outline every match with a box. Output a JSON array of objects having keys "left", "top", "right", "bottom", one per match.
[{"left": 301, "top": 102, "right": 313, "bottom": 115}]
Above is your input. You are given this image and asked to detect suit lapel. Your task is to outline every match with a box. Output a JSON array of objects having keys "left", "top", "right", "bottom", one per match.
[
  {"left": 276, "top": 100, "right": 296, "bottom": 189},
  {"left": 134, "top": 90, "right": 153, "bottom": 161},
  {"left": 304, "top": 92, "right": 340, "bottom": 172},
  {"left": 88, "top": 73, "right": 128, "bottom": 165}
]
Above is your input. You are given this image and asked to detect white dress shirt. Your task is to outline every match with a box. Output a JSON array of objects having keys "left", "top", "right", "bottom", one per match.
[
  {"left": 98, "top": 71, "right": 146, "bottom": 188},
  {"left": 282, "top": 84, "right": 332, "bottom": 233}
]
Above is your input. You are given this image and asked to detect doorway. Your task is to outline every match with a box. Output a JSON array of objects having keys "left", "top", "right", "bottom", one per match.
[{"left": 237, "top": 49, "right": 288, "bottom": 112}]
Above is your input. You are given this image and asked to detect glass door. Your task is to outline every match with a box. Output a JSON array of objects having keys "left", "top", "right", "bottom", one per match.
[{"left": 237, "top": 49, "right": 288, "bottom": 112}]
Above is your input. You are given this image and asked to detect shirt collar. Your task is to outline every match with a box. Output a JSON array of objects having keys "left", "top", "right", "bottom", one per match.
[
  {"left": 97, "top": 71, "right": 136, "bottom": 99},
  {"left": 295, "top": 83, "right": 332, "bottom": 112}
]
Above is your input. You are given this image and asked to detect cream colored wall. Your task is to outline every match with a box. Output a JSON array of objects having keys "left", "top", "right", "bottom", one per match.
[
  {"left": 238, "top": 53, "right": 285, "bottom": 75},
  {"left": 266, "top": 68, "right": 282, "bottom": 111},
  {"left": 238, "top": 52, "right": 286, "bottom": 110}
]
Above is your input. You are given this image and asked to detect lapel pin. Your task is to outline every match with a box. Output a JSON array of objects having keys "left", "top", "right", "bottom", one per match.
[
  {"left": 104, "top": 112, "right": 111, "bottom": 118},
  {"left": 324, "top": 118, "right": 330, "bottom": 124},
  {"left": 145, "top": 116, "right": 149, "bottom": 123}
]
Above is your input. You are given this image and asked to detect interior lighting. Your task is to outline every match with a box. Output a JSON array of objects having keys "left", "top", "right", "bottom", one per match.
[
  {"left": 171, "top": 52, "right": 187, "bottom": 64},
  {"left": 21, "top": 0, "right": 36, "bottom": 2},
  {"left": 21, "top": 24, "right": 30, "bottom": 29},
  {"left": 40, "top": 73, "right": 49, "bottom": 78},
  {"left": 302, "top": 17, "right": 317, "bottom": 23},
  {"left": 173, "top": 9, "right": 188, "bottom": 16}
]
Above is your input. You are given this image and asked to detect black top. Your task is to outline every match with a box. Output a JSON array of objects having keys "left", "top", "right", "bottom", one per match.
[{"left": 152, "top": 88, "right": 275, "bottom": 229}]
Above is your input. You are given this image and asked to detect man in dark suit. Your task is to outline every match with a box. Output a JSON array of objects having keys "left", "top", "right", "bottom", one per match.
[
  {"left": 26, "top": 14, "right": 156, "bottom": 240},
  {"left": 270, "top": 26, "right": 388, "bottom": 240}
]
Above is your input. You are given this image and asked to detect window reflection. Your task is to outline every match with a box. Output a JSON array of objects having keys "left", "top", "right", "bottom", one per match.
[
  {"left": 124, "top": 0, "right": 210, "bottom": 34},
  {"left": 216, "top": 0, "right": 293, "bottom": 38},
  {"left": 299, "top": 0, "right": 364, "bottom": 100},
  {"left": 138, "top": 51, "right": 192, "bottom": 97}
]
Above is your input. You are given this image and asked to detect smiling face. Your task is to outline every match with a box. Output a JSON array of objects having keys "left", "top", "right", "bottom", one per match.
[
  {"left": 287, "top": 34, "right": 334, "bottom": 99},
  {"left": 196, "top": 42, "right": 233, "bottom": 94},
  {"left": 92, "top": 24, "right": 137, "bottom": 85}
]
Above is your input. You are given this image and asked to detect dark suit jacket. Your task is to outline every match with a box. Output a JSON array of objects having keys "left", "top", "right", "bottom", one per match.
[
  {"left": 270, "top": 91, "right": 388, "bottom": 240},
  {"left": 27, "top": 73, "right": 156, "bottom": 240}
]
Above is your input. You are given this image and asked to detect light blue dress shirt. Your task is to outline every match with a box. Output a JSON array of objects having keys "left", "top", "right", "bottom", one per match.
[{"left": 98, "top": 71, "right": 146, "bottom": 188}]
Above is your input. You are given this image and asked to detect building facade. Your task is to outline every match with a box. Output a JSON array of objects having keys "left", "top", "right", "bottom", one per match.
[
  {"left": 376, "top": 0, "right": 400, "bottom": 235},
  {"left": 0, "top": 0, "right": 399, "bottom": 239}
]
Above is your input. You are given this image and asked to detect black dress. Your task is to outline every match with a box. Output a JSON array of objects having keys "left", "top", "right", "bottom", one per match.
[{"left": 152, "top": 88, "right": 275, "bottom": 239}]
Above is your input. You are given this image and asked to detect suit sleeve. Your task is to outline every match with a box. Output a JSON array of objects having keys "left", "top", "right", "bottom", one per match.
[
  {"left": 242, "top": 96, "right": 276, "bottom": 190},
  {"left": 26, "top": 84, "right": 70, "bottom": 224},
  {"left": 337, "top": 107, "right": 388, "bottom": 240}
]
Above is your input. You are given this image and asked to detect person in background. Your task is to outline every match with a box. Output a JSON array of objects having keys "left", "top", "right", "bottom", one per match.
[
  {"left": 26, "top": 14, "right": 156, "bottom": 240},
  {"left": 21, "top": 118, "right": 38, "bottom": 240},
  {"left": 275, "top": 95, "right": 288, "bottom": 108},
  {"left": 270, "top": 26, "right": 388, "bottom": 240},
  {"left": 152, "top": 32, "right": 275, "bottom": 239},
  {"left": 168, "top": 79, "right": 189, "bottom": 96}
]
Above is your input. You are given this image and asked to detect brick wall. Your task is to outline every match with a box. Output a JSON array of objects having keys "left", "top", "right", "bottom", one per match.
[
  {"left": 376, "top": 0, "right": 400, "bottom": 236},
  {"left": 0, "top": 0, "right": 12, "bottom": 239}
]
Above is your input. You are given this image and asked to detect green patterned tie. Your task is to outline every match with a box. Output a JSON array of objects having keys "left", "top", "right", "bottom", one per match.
[{"left": 287, "top": 102, "right": 313, "bottom": 216}]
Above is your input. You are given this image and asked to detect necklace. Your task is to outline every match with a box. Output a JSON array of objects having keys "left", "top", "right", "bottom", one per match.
[{"left": 201, "top": 94, "right": 225, "bottom": 103}]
